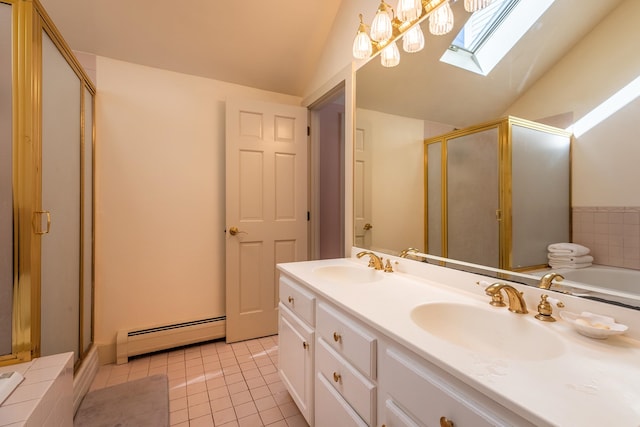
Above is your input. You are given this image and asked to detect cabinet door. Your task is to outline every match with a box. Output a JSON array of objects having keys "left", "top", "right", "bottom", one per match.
[
  {"left": 316, "top": 373, "right": 368, "bottom": 427},
  {"left": 278, "top": 303, "right": 314, "bottom": 425}
]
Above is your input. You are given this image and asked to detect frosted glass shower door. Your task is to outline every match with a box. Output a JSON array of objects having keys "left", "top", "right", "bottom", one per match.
[
  {"left": 40, "top": 31, "right": 81, "bottom": 360},
  {"left": 0, "top": 3, "right": 12, "bottom": 357},
  {"left": 446, "top": 127, "right": 500, "bottom": 268}
]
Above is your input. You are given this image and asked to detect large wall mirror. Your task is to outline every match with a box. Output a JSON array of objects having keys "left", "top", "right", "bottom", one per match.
[{"left": 355, "top": 0, "right": 640, "bottom": 309}]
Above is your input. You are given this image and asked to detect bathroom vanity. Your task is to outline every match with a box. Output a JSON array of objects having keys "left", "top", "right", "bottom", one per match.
[{"left": 277, "top": 250, "right": 640, "bottom": 427}]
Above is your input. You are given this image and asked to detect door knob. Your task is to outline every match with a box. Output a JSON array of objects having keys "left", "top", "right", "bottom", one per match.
[
  {"left": 363, "top": 223, "right": 373, "bottom": 231},
  {"left": 229, "top": 226, "right": 246, "bottom": 236}
]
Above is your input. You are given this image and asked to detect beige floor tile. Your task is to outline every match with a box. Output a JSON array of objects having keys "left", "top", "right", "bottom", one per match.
[
  {"left": 213, "top": 407, "right": 237, "bottom": 425},
  {"left": 230, "top": 390, "right": 253, "bottom": 406},
  {"left": 284, "top": 414, "right": 309, "bottom": 427},
  {"left": 188, "top": 391, "right": 210, "bottom": 406},
  {"left": 190, "top": 414, "right": 215, "bottom": 427},
  {"left": 170, "top": 396, "right": 187, "bottom": 412},
  {"left": 210, "top": 395, "right": 233, "bottom": 412},
  {"left": 278, "top": 402, "right": 300, "bottom": 418},
  {"left": 254, "top": 395, "right": 277, "bottom": 412},
  {"left": 209, "top": 385, "right": 230, "bottom": 400},
  {"left": 234, "top": 400, "right": 258, "bottom": 418},
  {"left": 85, "top": 335, "right": 294, "bottom": 427},
  {"left": 259, "top": 406, "right": 284, "bottom": 425},
  {"left": 189, "top": 401, "right": 212, "bottom": 419},
  {"left": 170, "top": 408, "right": 189, "bottom": 425},
  {"left": 228, "top": 380, "right": 249, "bottom": 394},
  {"left": 238, "top": 413, "right": 264, "bottom": 427}
]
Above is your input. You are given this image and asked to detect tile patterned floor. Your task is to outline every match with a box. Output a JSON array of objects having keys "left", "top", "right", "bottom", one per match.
[{"left": 88, "top": 335, "right": 309, "bottom": 427}]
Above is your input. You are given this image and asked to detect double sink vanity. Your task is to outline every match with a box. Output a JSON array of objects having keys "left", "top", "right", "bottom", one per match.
[{"left": 277, "top": 249, "right": 640, "bottom": 427}]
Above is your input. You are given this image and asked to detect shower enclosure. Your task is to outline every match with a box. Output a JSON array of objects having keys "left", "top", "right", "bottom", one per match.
[
  {"left": 424, "top": 116, "right": 572, "bottom": 271},
  {"left": 1, "top": 0, "right": 95, "bottom": 370}
]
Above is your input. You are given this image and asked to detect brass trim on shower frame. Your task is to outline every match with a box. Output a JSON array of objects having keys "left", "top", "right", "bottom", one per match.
[
  {"left": 423, "top": 116, "right": 571, "bottom": 271},
  {"left": 1, "top": 0, "right": 96, "bottom": 368}
]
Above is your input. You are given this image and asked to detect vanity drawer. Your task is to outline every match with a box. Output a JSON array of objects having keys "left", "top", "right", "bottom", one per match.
[
  {"left": 383, "top": 399, "right": 421, "bottom": 427},
  {"left": 381, "top": 346, "right": 528, "bottom": 427},
  {"left": 317, "top": 338, "right": 376, "bottom": 426},
  {"left": 316, "top": 372, "right": 367, "bottom": 427},
  {"left": 317, "top": 302, "right": 376, "bottom": 378},
  {"left": 279, "top": 275, "right": 315, "bottom": 326}
]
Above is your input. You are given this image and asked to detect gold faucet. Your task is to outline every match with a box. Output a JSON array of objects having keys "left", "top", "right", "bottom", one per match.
[
  {"left": 538, "top": 272, "right": 564, "bottom": 290},
  {"left": 484, "top": 282, "right": 528, "bottom": 314},
  {"left": 356, "top": 251, "right": 384, "bottom": 270},
  {"left": 399, "top": 247, "right": 428, "bottom": 262},
  {"left": 399, "top": 248, "right": 419, "bottom": 258}
]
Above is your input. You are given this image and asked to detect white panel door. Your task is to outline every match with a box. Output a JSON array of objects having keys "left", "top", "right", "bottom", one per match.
[
  {"left": 225, "top": 99, "right": 308, "bottom": 343},
  {"left": 354, "top": 119, "right": 372, "bottom": 249}
]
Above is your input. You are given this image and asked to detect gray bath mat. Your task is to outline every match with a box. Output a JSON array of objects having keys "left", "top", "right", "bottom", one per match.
[{"left": 74, "top": 374, "right": 169, "bottom": 427}]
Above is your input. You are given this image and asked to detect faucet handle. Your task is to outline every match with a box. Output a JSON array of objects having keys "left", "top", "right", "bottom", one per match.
[
  {"left": 489, "top": 292, "right": 506, "bottom": 307},
  {"left": 384, "top": 259, "right": 394, "bottom": 273},
  {"left": 535, "top": 294, "right": 560, "bottom": 322}
]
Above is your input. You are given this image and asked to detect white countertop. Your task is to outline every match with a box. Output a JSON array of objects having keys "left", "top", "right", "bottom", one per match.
[{"left": 277, "top": 255, "right": 640, "bottom": 427}]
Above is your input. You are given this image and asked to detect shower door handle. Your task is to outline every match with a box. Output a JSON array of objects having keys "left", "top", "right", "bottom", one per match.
[{"left": 33, "top": 210, "right": 51, "bottom": 235}]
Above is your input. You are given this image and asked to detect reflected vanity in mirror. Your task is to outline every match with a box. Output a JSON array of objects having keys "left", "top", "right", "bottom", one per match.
[{"left": 354, "top": 0, "right": 640, "bottom": 309}]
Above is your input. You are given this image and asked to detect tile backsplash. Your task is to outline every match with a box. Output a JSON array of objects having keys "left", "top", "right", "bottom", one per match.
[{"left": 572, "top": 207, "right": 640, "bottom": 270}]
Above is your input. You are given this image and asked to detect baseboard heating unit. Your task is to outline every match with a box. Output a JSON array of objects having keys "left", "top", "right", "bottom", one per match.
[{"left": 116, "top": 316, "right": 226, "bottom": 364}]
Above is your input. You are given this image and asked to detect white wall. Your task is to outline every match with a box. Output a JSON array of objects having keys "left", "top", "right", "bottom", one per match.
[
  {"left": 357, "top": 109, "right": 424, "bottom": 254},
  {"left": 506, "top": 0, "right": 640, "bottom": 206},
  {"left": 95, "top": 56, "right": 300, "bottom": 361},
  {"left": 304, "top": 0, "right": 371, "bottom": 99}
]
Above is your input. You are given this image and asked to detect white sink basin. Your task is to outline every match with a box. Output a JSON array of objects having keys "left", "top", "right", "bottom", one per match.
[
  {"left": 312, "top": 265, "right": 384, "bottom": 284},
  {"left": 410, "top": 302, "right": 565, "bottom": 361}
]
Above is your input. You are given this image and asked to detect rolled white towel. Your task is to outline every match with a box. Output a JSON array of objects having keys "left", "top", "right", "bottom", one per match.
[
  {"left": 547, "top": 254, "right": 594, "bottom": 264},
  {"left": 547, "top": 243, "right": 590, "bottom": 256}
]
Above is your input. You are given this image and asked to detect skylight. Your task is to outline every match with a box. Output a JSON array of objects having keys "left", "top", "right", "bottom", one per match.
[{"left": 440, "top": 0, "right": 555, "bottom": 76}]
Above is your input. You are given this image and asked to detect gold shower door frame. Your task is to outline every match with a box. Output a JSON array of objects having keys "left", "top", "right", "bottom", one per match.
[
  {"left": 424, "top": 116, "right": 571, "bottom": 271},
  {"left": 1, "top": 0, "right": 96, "bottom": 368}
]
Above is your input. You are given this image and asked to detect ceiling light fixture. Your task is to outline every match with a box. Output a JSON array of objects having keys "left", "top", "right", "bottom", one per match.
[
  {"left": 464, "top": 0, "right": 493, "bottom": 13},
  {"left": 352, "top": 0, "right": 494, "bottom": 67},
  {"left": 428, "top": 1, "right": 454, "bottom": 35}
]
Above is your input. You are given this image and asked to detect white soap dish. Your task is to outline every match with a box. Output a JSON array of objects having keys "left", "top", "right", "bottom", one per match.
[{"left": 559, "top": 311, "right": 628, "bottom": 339}]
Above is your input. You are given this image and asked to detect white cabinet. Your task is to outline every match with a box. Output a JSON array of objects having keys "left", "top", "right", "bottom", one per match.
[
  {"left": 378, "top": 343, "right": 535, "bottom": 427},
  {"left": 316, "top": 372, "right": 368, "bottom": 427},
  {"left": 277, "top": 267, "right": 534, "bottom": 427},
  {"left": 278, "top": 275, "right": 316, "bottom": 425}
]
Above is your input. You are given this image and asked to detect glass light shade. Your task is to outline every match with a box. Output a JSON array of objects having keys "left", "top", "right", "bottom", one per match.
[
  {"left": 464, "top": 0, "right": 492, "bottom": 13},
  {"left": 397, "top": 0, "right": 422, "bottom": 22},
  {"left": 353, "top": 31, "right": 373, "bottom": 59},
  {"left": 429, "top": 2, "right": 454, "bottom": 35},
  {"left": 381, "top": 42, "right": 400, "bottom": 67},
  {"left": 403, "top": 25, "right": 425, "bottom": 53},
  {"left": 370, "top": 2, "right": 393, "bottom": 42}
]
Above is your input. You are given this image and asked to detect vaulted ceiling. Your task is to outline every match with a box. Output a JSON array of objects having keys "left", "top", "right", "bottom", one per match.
[{"left": 39, "top": 0, "right": 343, "bottom": 96}]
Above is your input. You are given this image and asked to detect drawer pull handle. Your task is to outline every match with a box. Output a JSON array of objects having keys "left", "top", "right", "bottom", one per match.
[
  {"left": 302, "top": 341, "right": 309, "bottom": 350},
  {"left": 332, "top": 372, "right": 341, "bottom": 383},
  {"left": 333, "top": 332, "right": 342, "bottom": 342},
  {"left": 288, "top": 296, "right": 294, "bottom": 304},
  {"left": 440, "top": 416, "right": 454, "bottom": 427}
]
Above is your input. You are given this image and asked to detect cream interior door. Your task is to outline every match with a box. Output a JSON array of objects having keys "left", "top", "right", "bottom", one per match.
[
  {"left": 354, "top": 120, "right": 372, "bottom": 248},
  {"left": 225, "top": 99, "right": 308, "bottom": 343}
]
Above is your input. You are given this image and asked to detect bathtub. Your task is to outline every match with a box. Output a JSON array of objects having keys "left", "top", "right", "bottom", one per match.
[
  {"left": 538, "top": 265, "right": 640, "bottom": 307},
  {"left": 553, "top": 265, "right": 640, "bottom": 294}
]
